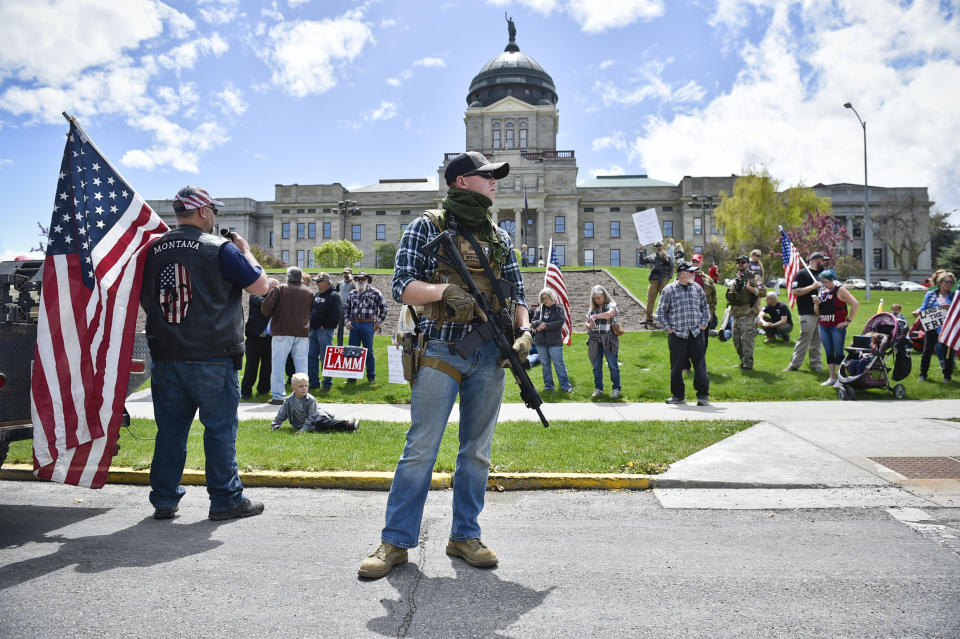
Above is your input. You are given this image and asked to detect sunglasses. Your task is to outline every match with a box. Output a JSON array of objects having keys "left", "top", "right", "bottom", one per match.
[
  {"left": 463, "top": 170, "right": 495, "bottom": 180},
  {"left": 206, "top": 204, "right": 218, "bottom": 214}
]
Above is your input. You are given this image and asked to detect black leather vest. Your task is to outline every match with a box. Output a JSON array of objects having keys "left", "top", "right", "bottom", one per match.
[{"left": 141, "top": 226, "right": 244, "bottom": 361}]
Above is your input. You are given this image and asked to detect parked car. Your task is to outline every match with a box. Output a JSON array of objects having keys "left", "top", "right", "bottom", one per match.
[
  {"left": 899, "top": 281, "right": 926, "bottom": 291},
  {"left": 872, "top": 280, "right": 899, "bottom": 290},
  {"left": 844, "top": 278, "right": 866, "bottom": 289},
  {"left": 765, "top": 277, "right": 787, "bottom": 289}
]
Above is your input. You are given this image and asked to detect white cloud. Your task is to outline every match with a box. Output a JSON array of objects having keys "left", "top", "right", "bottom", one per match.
[
  {"left": 599, "top": 59, "right": 615, "bottom": 70},
  {"left": 386, "top": 77, "right": 402, "bottom": 87},
  {"left": 591, "top": 132, "right": 627, "bottom": 151},
  {"left": 414, "top": 57, "right": 446, "bottom": 68},
  {"left": 585, "top": 165, "right": 626, "bottom": 180},
  {"left": 288, "top": 0, "right": 311, "bottom": 6},
  {"left": 368, "top": 101, "right": 398, "bottom": 121},
  {"left": 122, "top": 119, "right": 229, "bottom": 173},
  {"left": 0, "top": 0, "right": 192, "bottom": 86},
  {"left": 0, "top": 158, "right": 12, "bottom": 169},
  {"left": 198, "top": 0, "right": 239, "bottom": 24},
  {"left": 262, "top": 2, "right": 284, "bottom": 21},
  {"left": 220, "top": 82, "right": 247, "bottom": 116},
  {"left": 386, "top": 69, "right": 413, "bottom": 87},
  {"left": 630, "top": 0, "right": 960, "bottom": 221},
  {"left": 263, "top": 17, "right": 375, "bottom": 97},
  {"left": 380, "top": 18, "right": 397, "bottom": 28},
  {"left": 596, "top": 61, "right": 705, "bottom": 106},
  {"left": 486, "top": 0, "right": 663, "bottom": 32},
  {"left": 156, "top": 33, "right": 229, "bottom": 72}
]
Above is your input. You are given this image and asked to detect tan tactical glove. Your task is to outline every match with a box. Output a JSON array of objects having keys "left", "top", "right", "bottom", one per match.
[
  {"left": 512, "top": 331, "right": 533, "bottom": 361},
  {"left": 442, "top": 285, "right": 486, "bottom": 323}
]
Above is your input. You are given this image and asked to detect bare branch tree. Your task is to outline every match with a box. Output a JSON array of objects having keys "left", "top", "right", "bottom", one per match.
[{"left": 871, "top": 192, "right": 932, "bottom": 281}]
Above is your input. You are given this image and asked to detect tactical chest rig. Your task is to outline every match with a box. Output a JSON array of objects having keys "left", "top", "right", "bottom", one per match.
[{"left": 402, "top": 210, "right": 515, "bottom": 386}]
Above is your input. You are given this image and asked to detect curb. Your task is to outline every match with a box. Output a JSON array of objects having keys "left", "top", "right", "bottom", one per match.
[{"left": 0, "top": 464, "right": 653, "bottom": 491}]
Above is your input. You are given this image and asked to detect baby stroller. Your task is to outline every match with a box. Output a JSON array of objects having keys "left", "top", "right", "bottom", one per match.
[{"left": 835, "top": 312, "right": 911, "bottom": 400}]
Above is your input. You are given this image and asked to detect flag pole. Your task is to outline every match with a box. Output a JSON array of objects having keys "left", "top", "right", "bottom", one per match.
[{"left": 779, "top": 225, "right": 817, "bottom": 281}]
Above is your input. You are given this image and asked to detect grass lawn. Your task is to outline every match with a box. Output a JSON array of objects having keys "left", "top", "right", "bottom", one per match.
[
  {"left": 234, "top": 279, "right": 952, "bottom": 404},
  {"left": 5, "top": 418, "right": 753, "bottom": 474}
]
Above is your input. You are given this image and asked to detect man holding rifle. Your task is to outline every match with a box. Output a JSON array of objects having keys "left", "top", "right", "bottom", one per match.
[{"left": 358, "top": 152, "right": 531, "bottom": 579}]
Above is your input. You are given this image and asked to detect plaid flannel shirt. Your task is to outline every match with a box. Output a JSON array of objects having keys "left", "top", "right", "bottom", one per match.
[
  {"left": 393, "top": 214, "right": 527, "bottom": 342},
  {"left": 656, "top": 281, "right": 710, "bottom": 338},
  {"left": 343, "top": 286, "right": 388, "bottom": 324}
]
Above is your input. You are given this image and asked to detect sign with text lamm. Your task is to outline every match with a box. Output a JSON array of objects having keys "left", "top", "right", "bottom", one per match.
[{"left": 322, "top": 345, "right": 367, "bottom": 379}]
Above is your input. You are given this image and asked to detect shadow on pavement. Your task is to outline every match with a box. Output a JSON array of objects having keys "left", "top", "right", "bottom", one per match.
[
  {"left": 0, "top": 507, "right": 226, "bottom": 591},
  {"left": 367, "top": 559, "right": 555, "bottom": 638}
]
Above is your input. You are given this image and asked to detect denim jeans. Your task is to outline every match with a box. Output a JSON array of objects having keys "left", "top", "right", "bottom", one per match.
[
  {"left": 539, "top": 344, "right": 572, "bottom": 391},
  {"left": 348, "top": 321, "right": 376, "bottom": 380},
  {"left": 308, "top": 328, "right": 334, "bottom": 387},
  {"left": 271, "top": 334, "right": 308, "bottom": 399},
  {"left": 148, "top": 358, "right": 246, "bottom": 512},
  {"left": 591, "top": 348, "right": 621, "bottom": 391},
  {"left": 818, "top": 324, "right": 847, "bottom": 365},
  {"left": 382, "top": 340, "right": 505, "bottom": 549}
]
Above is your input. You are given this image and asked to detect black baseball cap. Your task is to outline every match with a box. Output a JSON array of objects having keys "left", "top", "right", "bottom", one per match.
[
  {"left": 809, "top": 251, "right": 830, "bottom": 261},
  {"left": 736, "top": 255, "right": 748, "bottom": 263},
  {"left": 444, "top": 152, "right": 509, "bottom": 185},
  {"left": 676, "top": 262, "right": 697, "bottom": 274}
]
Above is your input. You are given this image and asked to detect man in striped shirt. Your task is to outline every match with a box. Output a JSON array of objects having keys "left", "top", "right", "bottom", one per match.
[{"left": 359, "top": 151, "right": 530, "bottom": 579}]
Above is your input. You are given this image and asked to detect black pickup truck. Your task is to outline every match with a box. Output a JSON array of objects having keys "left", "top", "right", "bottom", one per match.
[{"left": 0, "top": 260, "right": 150, "bottom": 468}]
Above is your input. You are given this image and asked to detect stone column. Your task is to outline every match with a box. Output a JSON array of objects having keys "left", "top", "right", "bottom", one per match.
[
  {"left": 514, "top": 207, "right": 523, "bottom": 251},
  {"left": 536, "top": 206, "right": 544, "bottom": 262}
]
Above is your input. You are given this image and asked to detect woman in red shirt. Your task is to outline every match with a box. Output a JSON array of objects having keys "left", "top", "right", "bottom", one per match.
[{"left": 816, "top": 269, "right": 859, "bottom": 387}]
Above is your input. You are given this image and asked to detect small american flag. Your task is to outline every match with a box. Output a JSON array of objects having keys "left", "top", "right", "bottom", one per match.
[
  {"left": 937, "top": 284, "right": 960, "bottom": 352},
  {"left": 780, "top": 229, "right": 802, "bottom": 308},
  {"left": 544, "top": 240, "right": 572, "bottom": 345},
  {"left": 159, "top": 261, "right": 192, "bottom": 324},
  {"left": 32, "top": 116, "right": 168, "bottom": 488}
]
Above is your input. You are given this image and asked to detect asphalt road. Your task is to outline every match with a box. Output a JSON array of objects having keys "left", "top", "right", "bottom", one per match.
[{"left": 1, "top": 480, "right": 959, "bottom": 638}]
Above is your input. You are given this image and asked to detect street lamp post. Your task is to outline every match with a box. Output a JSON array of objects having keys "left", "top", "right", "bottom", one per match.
[
  {"left": 337, "top": 199, "right": 360, "bottom": 241},
  {"left": 843, "top": 102, "right": 871, "bottom": 301}
]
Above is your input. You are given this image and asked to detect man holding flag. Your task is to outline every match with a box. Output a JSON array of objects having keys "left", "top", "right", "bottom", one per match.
[{"left": 783, "top": 240, "right": 828, "bottom": 374}]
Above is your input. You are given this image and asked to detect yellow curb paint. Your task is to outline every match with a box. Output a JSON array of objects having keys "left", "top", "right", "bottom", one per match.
[{"left": 0, "top": 464, "right": 652, "bottom": 490}]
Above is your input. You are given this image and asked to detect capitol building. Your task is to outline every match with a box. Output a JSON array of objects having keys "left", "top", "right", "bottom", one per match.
[{"left": 148, "top": 26, "right": 932, "bottom": 278}]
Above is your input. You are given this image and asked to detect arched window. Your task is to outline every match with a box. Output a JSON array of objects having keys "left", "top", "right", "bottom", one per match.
[
  {"left": 505, "top": 121, "right": 515, "bottom": 149},
  {"left": 519, "top": 121, "right": 527, "bottom": 149},
  {"left": 492, "top": 122, "right": 501, "bottom": 149}
]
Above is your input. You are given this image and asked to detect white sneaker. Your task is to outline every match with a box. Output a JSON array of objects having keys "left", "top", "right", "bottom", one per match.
[{"left": 820, "top": 378, "right": 837, "bottom": 386}]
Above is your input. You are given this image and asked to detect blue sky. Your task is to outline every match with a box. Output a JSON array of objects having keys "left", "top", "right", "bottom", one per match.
[{"left": 2, "top": 0, "right": 959, "bottom": 259}]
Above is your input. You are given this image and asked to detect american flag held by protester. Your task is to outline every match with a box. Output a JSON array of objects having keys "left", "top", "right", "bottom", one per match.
[
  {"left": 31, "top": 115, "right": 168, "bottom": 488},
  {"left": 780, "top": 228, "right": 802, "bottom": 308},
  {"left": 938, "top": 281, "right": 960, "bottom": 352},
  {"left": 544, "top": 240, "right": 572, "bottom": 345}
]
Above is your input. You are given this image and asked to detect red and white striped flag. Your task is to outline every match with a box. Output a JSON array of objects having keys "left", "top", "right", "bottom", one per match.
[
  {"left": 780, "top": 229, "right": 802, "bottom": 308},
  {"left": 32, "top": 117, "right": 168, "bottom": 488},
  {"left": 544, "top": 240, "right": 572, "bottom": 345},
  {"left": 938, "top": 286, "right": 960, "bottom": 352}
]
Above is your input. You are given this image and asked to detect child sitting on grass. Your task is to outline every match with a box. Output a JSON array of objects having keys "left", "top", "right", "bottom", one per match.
[{"left": 271, "top": 373, "right": 358, "bottom": 433}]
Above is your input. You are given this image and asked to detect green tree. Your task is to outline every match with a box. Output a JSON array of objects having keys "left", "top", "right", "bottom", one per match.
[
  {"left": 313, "top": 240, "right": 362, "bottom": 269},
  {"left": 715, "top": 167, "right": 832, "bottom": 277},
  {"left": 931, "top": 210, "right": 959, "bottom": 269},
  {"left": 938, "top": 235, "right": 960, "bottom": 275},
  {"left": 374, "top": 240, "right": 398, "bottom": 269},
  {"left": 250, "top": 244, "right": 283, "bottom": 268}
]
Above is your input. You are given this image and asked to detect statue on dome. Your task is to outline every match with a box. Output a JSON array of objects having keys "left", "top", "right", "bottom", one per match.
[{"left": 506, "top": 13, "right": 516, "bottom": 42}]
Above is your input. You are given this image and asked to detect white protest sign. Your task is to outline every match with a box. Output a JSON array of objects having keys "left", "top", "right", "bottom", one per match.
[
  {"left": 322, "top": 345, "right": 366, "bottom": 379},
  {"left": 386, "top": 345, "right": 407, "bottom": 385},
  {"left": 919, "top": 306, "right": 947, "bottom": 332},
  {"left": 632, "top": 208, "right": 662, "bottom": 246}
]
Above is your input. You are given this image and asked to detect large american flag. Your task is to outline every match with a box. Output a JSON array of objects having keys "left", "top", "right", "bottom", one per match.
[
  {"left": 780, "top": 229, "right": 802, "bottom": 308},
  {"left": 544, "top": 240, "right": 572, "bottom": 345},
  {"left": 32, "top": 117, "right": 168, "bottom": 488},
  {"left": 938, "top": 285, "right": 960, "bottom": 352}
]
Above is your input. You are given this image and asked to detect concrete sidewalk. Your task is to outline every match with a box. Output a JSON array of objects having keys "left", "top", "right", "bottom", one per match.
[{"left": 113, "top": 390, "right": 960, "bottom": 508}]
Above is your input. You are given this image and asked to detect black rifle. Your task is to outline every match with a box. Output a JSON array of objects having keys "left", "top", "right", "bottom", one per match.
[{"left": 421, "top": 228, "right": 549, "bottom": 428}]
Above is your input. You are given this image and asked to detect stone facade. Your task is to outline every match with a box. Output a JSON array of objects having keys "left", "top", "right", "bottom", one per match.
[{"left": 146, "top": 33, "right": 933, "bottom": 281}]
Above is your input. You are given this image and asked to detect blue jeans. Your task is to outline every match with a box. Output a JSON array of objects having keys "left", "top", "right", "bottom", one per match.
[
  {"left": 539, "top": 344, "right": 572, "bottom": 391},
  {"left": 308, "top": 328, "right": 334, "bottom": 388},
  {"left": 148, "top": 358, "right": 246, "bottom": 513},
  {"left": 382, "top": 340, "right": 505, "bottom": 548},
  {"left": 348, "top": 321, "right": 376, "bottom": 380},
  {"left": 818, "top": 325, "right": 847, "bottom": 365},
  {"left": 591, "top": 349, "right": 621, "bottom": 391},
  {"left": 271, "top": 334, "right": 308, "bottom": 399}
]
